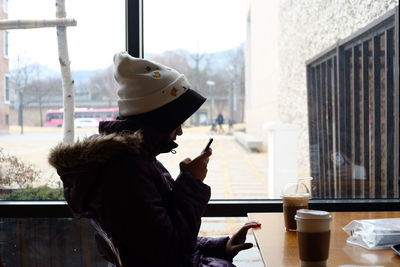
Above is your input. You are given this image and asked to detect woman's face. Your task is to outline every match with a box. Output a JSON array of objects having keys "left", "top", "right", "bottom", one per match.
[{"left": 170, "top": 125, "right": 183, "bottom": 140}]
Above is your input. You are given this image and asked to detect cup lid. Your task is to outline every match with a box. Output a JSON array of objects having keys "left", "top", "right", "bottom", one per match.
[
  {"left": 295, "top": 209, "right": 331, "bottom": 220},
  {"left": 281, "top": 182, "right": 310, "bottom": 198}
]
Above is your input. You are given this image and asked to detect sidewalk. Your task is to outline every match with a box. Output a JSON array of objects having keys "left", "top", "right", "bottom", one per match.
[{"left": 157, "top": 133, "right": 268, "bottom": 199}]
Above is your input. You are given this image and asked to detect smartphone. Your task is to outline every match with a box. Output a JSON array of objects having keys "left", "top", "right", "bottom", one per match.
[
  {"left": 392, "top": 244, "right": 400, "bottom": 256},
  {"left": 203, "top": 138, "right": 213, "bottom": 151}
]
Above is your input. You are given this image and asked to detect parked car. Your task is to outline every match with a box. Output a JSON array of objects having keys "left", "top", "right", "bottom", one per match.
[{"left": 74, "top": 118, "right": 99, "bottom": 128}]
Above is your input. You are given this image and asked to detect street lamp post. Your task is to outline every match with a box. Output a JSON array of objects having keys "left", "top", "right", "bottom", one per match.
[
  {"left": 206, "top": 80, "right": 215, "bottom": 123},
  {"left": 18, "top": 89, "right": 24, "bottom": 134},
  {"left": 229, "top": 80, "right": 238, "bottom": 124}
]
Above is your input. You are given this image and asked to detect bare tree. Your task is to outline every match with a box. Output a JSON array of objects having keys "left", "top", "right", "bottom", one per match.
[
  {"left": 88, "top": 66, "right": 118, "bottom": 106},
  {"left": 226, "top": 45, "right": 245, "bottom": 123},
  {"left": 9, "top": 57, "right": 37, "bottom": 134},
  {"left": 26, "top": 78, "right": 62, "bottom": 126},
  {"left": 147, "top": 47, "right": 245, "bottom": 123},
  {"left": 10, "top": 58, "right": 62, "bottom": 128},
  {"left": 151, "top": 51, "right": 193, "bottom": 75},
  {"left": 150, "top": 50, "right": 211, "bottom": 95}
]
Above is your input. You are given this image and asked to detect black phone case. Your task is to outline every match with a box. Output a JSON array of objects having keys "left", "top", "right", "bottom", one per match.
[{"left": 391, "top": 244, "right": 400, "bottom": 256}]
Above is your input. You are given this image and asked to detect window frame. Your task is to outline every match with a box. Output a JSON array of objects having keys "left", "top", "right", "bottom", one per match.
[
  {"left": 0, "top": 199, "right": 399, "bottom": 218},
  {"left": 0, "top": 0, "right": 399, "bottom": 218},
  {"left": 126, "top": 0, "right": 142, "bottom": 58}
]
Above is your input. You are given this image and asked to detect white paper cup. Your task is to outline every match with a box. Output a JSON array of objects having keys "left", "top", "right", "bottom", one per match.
[{"left": 295, "top": 209, "right": 332, "bottom": 267}]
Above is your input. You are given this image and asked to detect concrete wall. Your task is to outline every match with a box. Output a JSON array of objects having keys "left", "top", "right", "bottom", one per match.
[
  {"left": 246, "top": 0, "right": 399, "bottom": 176},
  {"left": 245, "top": 1, "right": 281, "bottom": 136}
]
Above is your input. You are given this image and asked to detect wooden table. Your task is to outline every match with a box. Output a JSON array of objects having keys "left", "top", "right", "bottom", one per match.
[{"left": 248, "top": 211, "right": 400, "bottom": 267}]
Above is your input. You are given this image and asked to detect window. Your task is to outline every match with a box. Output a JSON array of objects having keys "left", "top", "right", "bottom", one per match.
[
  {"left": 140, "top": 0, "right": 399, "bottom": 202},
  {"left": 3, "top": 31, "right": 9, "bottom": 57},
  {"left": 0, "top": 0, "right": 124, "bottom": 195},
  {"left": 143, "top": 0, "right": 253, "bottom": 200},
  {"left": 0, "top": 0, "right": 398, "bottom": 208},
  {"left": 3, "top": 74, "right": 9, "bottom": 102}
]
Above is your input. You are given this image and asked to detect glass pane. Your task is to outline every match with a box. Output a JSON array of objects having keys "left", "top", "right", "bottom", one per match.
[
  {"left": 143, "top": 0, "right": 399, "bottom": 200},
  {"left": 0, "top": 0, "right": 124, "bottom": 200}
]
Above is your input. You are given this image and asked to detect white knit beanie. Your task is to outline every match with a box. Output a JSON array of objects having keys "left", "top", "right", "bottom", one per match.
[{"left": 114, "top": 51, "right": 192, "bottom": 117}]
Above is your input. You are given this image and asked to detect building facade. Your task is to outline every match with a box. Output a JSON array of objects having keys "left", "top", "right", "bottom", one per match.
[{"left": 0, "top": 0, "right": 9, "bottom": 133}]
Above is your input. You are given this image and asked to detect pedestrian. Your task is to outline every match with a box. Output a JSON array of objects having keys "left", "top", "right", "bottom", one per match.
[
  {"left": 216, "top": 113, "right": 225, "bottom": 134},
  {"left": 48, "top": 52, "right": 260, "bottom": 267},
  {"left": 210, "top": 121, "right": 217, "bottom": 133}
]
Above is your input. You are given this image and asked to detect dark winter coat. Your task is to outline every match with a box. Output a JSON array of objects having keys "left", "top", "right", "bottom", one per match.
[{"left": 48, "top": 120, "right": 235, "bottom": 267}]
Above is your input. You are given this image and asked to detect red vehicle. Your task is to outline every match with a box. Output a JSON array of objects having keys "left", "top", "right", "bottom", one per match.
[{"left": 44, "top": 107, "right": 118, "bottom": 127}]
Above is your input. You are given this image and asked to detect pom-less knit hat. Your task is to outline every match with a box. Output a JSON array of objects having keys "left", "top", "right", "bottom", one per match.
[{"left": 113, "top": 51, "right": 206, "bottom": 134}]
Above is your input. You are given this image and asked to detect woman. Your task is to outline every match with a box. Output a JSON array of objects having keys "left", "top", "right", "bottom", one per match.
[{"left": 49, "top": 52, "right": 260, "bottom": 267}]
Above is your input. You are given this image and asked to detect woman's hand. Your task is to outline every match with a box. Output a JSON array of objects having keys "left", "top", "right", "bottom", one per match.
[
  {"left": 179, "top": 148, "right": 212, "bottom": 181},
  {"left": 225, "top": 221, "right": 262, "bottom": 258}
]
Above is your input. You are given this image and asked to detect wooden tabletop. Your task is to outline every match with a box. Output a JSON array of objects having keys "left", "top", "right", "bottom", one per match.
[{"left": 248, "top": 211, "right": 400, "bottom": 267}]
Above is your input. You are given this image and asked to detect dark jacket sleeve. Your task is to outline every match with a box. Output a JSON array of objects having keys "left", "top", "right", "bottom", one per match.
[
  {"left": 173, "top": 171, "right": 211, "bottom": 234},
  {"left": 101, "top": 156, "right": 211, "bottom": 266},
  {"left": 197, "top": 236, "right": 232, "bottom": 261}
]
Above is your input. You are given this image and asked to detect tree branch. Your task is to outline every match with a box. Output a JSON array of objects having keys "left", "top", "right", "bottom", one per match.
[{"left": 0, "top": 19, "right": 76, "bottom": 30}]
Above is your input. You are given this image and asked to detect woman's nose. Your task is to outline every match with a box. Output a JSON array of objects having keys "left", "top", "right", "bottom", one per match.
[{"left": 177, "top": 126, "right": 183, "bottom": 136}]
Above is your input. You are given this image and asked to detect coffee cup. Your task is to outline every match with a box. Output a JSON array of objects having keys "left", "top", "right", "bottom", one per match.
[
  {"left": 282, "top": 182, "right": 310, "bottom": 231},
  {"left": 295, "top": 209, "right": 332, "bottom": 267}
]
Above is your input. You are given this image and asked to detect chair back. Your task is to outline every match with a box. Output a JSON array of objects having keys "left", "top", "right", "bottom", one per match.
[{"left": 90, "top": 219, "right": 123, "bottom": 267}]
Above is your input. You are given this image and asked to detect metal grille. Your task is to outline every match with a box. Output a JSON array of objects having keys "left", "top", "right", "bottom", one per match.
[{"left": 306, "top": 7, "right": 399, "bottom": 199}]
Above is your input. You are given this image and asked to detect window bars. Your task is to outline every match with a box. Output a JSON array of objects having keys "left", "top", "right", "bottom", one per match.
[{"left": 306, "top": 7, "right": 399, "bottom": 199}]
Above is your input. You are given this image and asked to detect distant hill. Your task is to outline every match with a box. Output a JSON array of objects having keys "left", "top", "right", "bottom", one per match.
[
  {"left": 72, "top": 69, "right": 101, "bottom": 83},
  {"left": 10, "top": 64, "right": 101, "bottom": 84},
  {"left": 10, "top": 45, "right": 244, "bottom": 84},
  {"left": 9, "top": 64, "right": 58, "bottom": 80},
  {"left": 145, "top": 44, "right": 244, "bottom": 73}
]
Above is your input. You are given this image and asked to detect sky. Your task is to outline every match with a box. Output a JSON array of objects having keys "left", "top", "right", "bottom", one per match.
[
  {"left": 143, "top": 0, "right": 247, "bottom": 55},
  {"left": 7, "top": 0, "right": 125, "bottom": 71},
  {"left": 7, "top": 0, "right": 246, "bottom": 71}
]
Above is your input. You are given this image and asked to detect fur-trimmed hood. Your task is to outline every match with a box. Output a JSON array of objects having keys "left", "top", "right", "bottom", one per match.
[
  {"left": 48, "top": 131, "right": 142, "bottom": 170},
  {"left": 48, "top": 119, "right": 178, "bottom": 219},
  {"left": 48, "top": 131, "right": 143, "bottom": 218}
]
